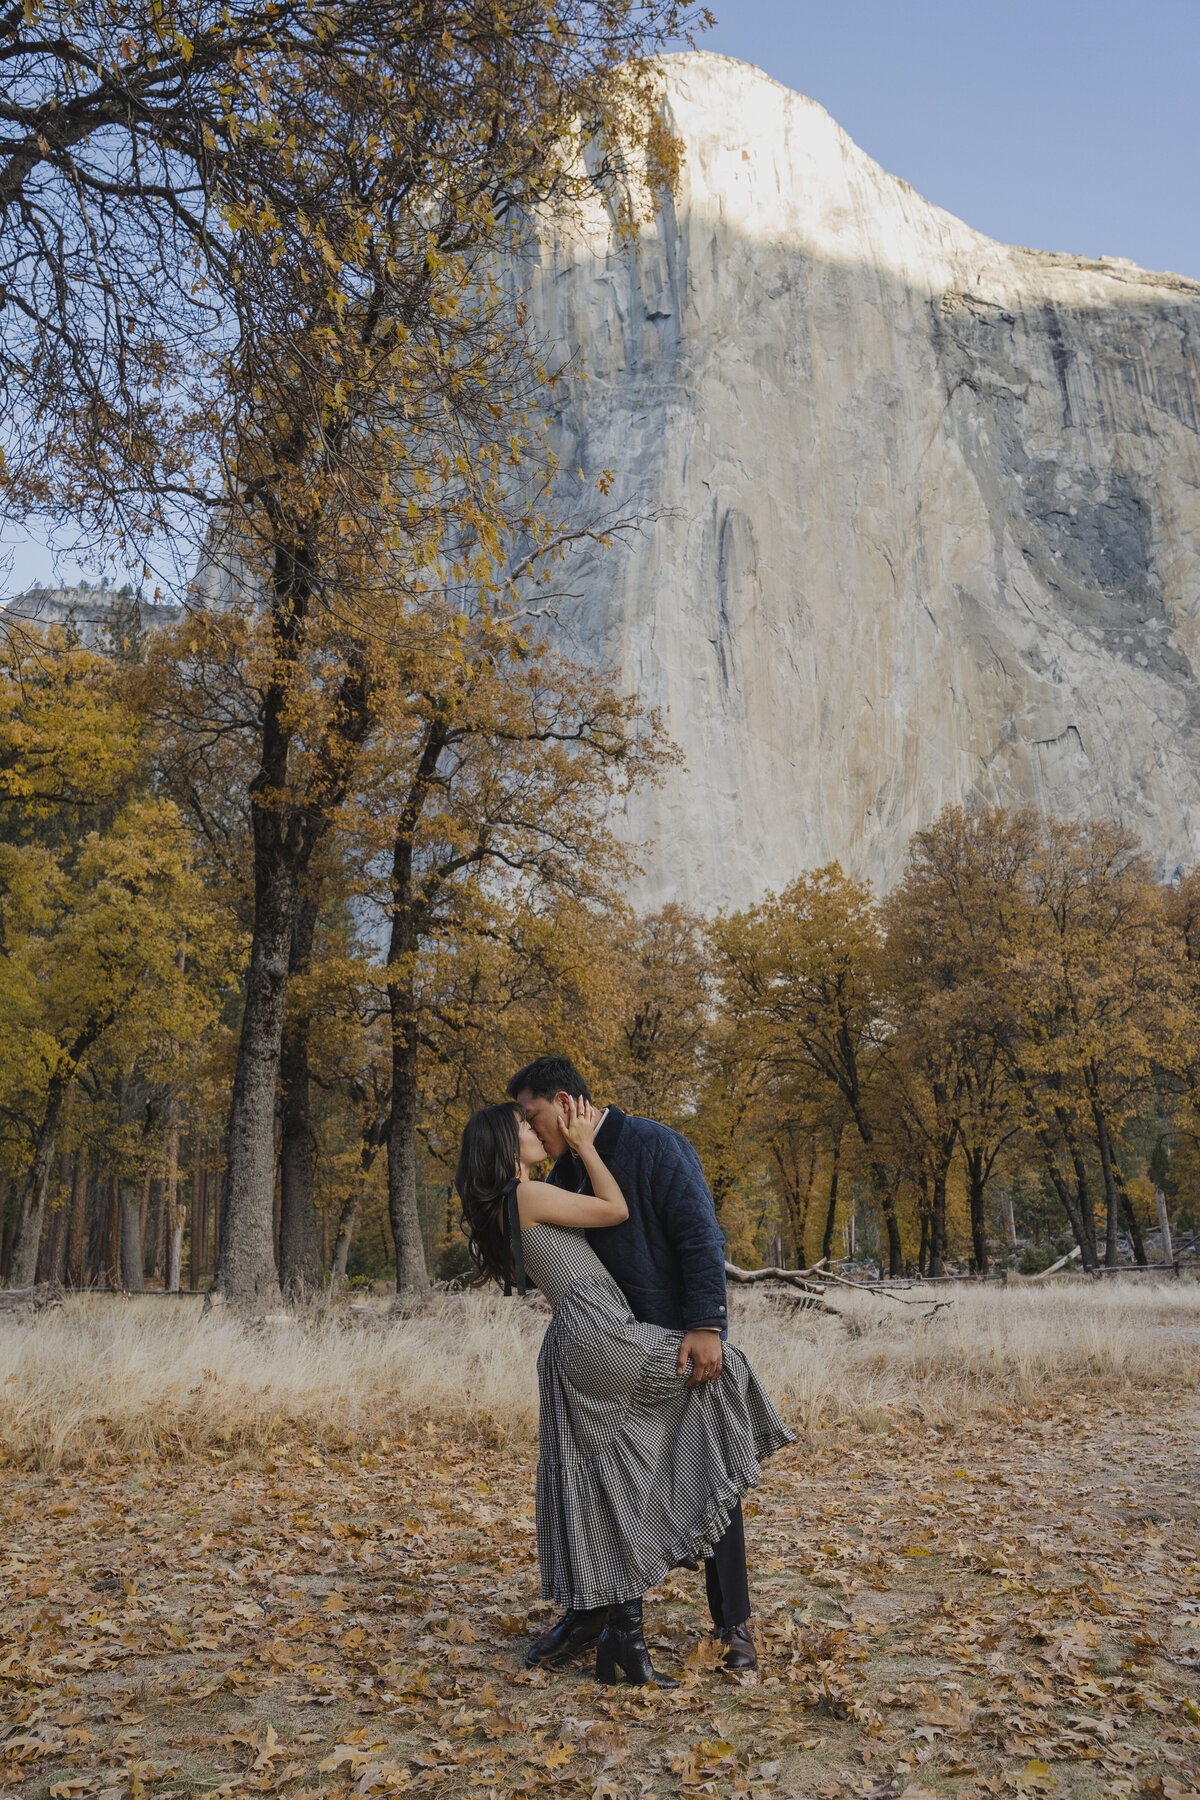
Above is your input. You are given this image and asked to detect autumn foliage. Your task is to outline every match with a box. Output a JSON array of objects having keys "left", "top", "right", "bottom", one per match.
[{"left": 1, "top": 634, "right": 1198, "bottom": 1298}]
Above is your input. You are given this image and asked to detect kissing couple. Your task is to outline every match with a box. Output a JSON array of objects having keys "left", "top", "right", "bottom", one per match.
[{"left": 454, "top": 1053, "right": 793, "bottom": 1688}]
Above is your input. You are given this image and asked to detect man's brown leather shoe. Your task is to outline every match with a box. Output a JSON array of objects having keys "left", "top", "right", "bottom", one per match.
[
  {"left": 524, "top": 1607, "right": 607, "bottom": 1670},
  {"left": 720, "top": 1623, "right": 757, "bottom": 1671}
]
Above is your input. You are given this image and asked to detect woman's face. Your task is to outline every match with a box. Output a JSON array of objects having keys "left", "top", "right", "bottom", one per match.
[{"left": 517, "top": 1115, "right": 546, "bottom": 1169}]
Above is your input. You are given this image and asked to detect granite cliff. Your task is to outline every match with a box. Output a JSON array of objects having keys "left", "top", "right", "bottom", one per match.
[{"left": 521, "top": 52, "right": 1200, "bottom": 908}]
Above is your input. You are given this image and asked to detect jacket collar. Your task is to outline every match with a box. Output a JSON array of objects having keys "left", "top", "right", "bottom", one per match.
[{"left": 594, "top": 1105, "right": 626, "bottom": 1157}]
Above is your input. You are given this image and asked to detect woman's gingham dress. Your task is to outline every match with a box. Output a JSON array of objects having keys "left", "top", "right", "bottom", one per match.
[{"left": 520, "top": 1218, "right": 794, "bottom": 1612}]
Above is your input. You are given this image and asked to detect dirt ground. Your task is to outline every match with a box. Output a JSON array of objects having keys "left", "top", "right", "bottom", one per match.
[{"left": 2, "top": 1392, "right": 1199, "bottom": 1800}]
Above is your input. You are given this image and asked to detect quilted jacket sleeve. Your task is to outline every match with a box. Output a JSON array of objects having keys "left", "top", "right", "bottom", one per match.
[{"left": 651, "top": 1128, "right": 728, "bottom": 1332}]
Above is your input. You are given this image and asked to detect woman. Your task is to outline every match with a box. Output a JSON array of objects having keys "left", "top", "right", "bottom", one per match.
[{"left": 455, "top": 1097, "right": 792, "bottom": 1688}]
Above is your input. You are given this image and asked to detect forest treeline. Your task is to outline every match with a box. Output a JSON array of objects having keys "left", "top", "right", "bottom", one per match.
[{"left": 1, "top": 610, "right": 1197, "bottom": 1292}]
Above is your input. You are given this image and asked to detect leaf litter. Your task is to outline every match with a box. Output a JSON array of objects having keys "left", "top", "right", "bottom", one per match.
[{"left": 1, "top": 1393, "right": 1199, "bottom": 1800}]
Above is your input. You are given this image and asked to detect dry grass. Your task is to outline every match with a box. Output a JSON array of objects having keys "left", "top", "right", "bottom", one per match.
[{"left": 0, "top": 1277, "right": 1197, "bottom": 1468}]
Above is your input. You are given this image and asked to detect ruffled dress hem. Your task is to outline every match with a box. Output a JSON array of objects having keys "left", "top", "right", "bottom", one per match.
[
  {"left": 534, "top": 1324, "right": 794, "bottom": 1610},
  {"left": 537, "top": 1459, "right": 779, "bottom": 1611}
]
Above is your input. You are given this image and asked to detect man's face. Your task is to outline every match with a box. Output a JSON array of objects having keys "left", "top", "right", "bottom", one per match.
[{"left": 516, "top": 1088, "right": 570, "bottom": 1161}]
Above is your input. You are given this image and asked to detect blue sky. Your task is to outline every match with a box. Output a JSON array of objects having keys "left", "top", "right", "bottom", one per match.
[
  {"left": 8, "top": 0, "right": 1198, "bottom": 593},
  {"left": 671, "top": 0, "right": 1199, "bottom": 277}
]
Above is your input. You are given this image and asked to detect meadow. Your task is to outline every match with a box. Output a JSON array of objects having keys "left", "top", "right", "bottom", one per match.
[
  {"left": 3, "top": 1281, "right": 1199, "bottom": 1800},
  {"left": 2, "top": 1279, "right": 1197, "bottom": 1469}
]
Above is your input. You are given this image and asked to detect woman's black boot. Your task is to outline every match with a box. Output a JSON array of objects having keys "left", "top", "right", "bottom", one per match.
[{"left": 595, "top": 1599, "right": 679, "bottom": 1688}]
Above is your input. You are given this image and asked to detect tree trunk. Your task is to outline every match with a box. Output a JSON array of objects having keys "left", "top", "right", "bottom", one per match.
[
  {"left": 38, "top": 1151, "right": 69, "bottom": 1280},
  {"left": 166, "top": 1117, "right": 183, "bottom": 1293},
  {"left": 382, "top": 722, "right": 451, "bottom": 1298},
  {"left": 1015, "top": 1068, "right": 1098, "bottom": 1272},
  {"left": 928, "top": 1088, "right": 956, "bottom": 1277},
  {"left": 820, "top": 1123, "right": 843, "bottom": 1264},
  {"left": 119, "top": 1180, "right": 145, "bottom": 1292},
  {"left": 272, "top": 1148, "right": 281, "bottom": 1269},
  {"left": 332, "top": 1132, "right": 383, "bottom": 1291},
  {"left": 965, "top": 1146, "right": 988, "bottom": 1276},
  {"left": 39, "top": 1196, "right": 67, "bottom": 1285},
  {"left": 1113, "top": 1164, "right": 1148, "bottom": 1265},
  {"left": 1032, "top": 1134, "right": 1097, "bottom": 1272},
  {"left": 216, "top": 598, "right": 371, "bottom": 1307},
  {"left": 168, "top": 1207, "right": 184, "bottom": 1292},
  {"left": 876, "top": 1180, "right": 903, "bottom": 1276},
  {"left": 212, "top": 559, "right": 307, "bottom": 1308},
  {"left": 216, "top": 840, "right": 296, "bottom": 1302},
  {"left": 917, "top": 1174, "right": 931, "bottom": 1277},
  {"left": 107, "top": 1172, "right": 121, "bottom": 1287},
  {"left": 796, "top": 1134, "right": 818, "bottom": 1264},
  {"left": 848, "top": 1106, "right": 903, "bottom": 1276},
  {"left": 1088, "top": 1092, "right": 1121, "bottom": 1266},
  {"left": 1156, "top": 1188, "right": 1174, "bottom": 1264},
  {"left": 66, "top": 1152, "right": 88, "bottom": 1287},
  {"left": 387, "top": 1015, "right": 429, "bottom": 1297},
  {"left": 1059, "top": 1115, "right": 1099, "bottom": 1267},
  {"left": 331, "top": 1190, "right": 361, "bottom": 1286},
  {"left": 50, "top": 1199, "right": 68, "bottom": 1282},
  {"left": 773, "top": 1130, "right": 817, "bottom": 1267},
  {"left": 930, "top": 1169, "right": 948, "bottom": 1277},
  {"left": 5, "top": 1063, "right": 74, "bottom": 1287},
  {"left": 137, "top": 1172, "right": 150, "bottom": 1272},
  {"left": 201, "top": 1165, "right": 211, "bottom": 1287},
  {"left": 148, "top": 1177, "right": 165, "bottom": 1281},
  {"left": 278, "top": 888, "right": 322, "bottom": 1296},
  {"left": 0, "top": 1176, "right": 11, "bottom": 1281},
  {"left": 190, "top": 1165, "right": 205, "bottom": 1290},
  {"left": 84, "top": 1177, "right": 106, "bottom": 1285}
]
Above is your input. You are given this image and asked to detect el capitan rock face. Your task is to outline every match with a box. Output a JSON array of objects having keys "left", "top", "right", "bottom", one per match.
[{"left": 521, "top": 52, "right": 1200, "bottom": 908}]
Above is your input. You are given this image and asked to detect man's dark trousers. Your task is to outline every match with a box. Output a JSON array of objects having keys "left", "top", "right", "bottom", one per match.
[{"left": 704, "top": 1501, "right": 751, "bottom": 1629}]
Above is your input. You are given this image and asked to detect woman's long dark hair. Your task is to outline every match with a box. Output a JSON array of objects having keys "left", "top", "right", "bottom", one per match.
[{"left": 455, "top": 1103, "right": 522, "bottom": 1287}]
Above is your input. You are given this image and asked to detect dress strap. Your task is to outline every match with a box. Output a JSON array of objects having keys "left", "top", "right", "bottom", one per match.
[{"left": 502, "top": 1177, "right": 526, "bottom": 1298}]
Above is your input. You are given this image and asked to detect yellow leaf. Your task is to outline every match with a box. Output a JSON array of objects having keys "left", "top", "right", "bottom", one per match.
[
  {"left": 1011, "top": 1760, "right": 1061, "bottom": 1798},
  {"left": 251, "top": 1725, "right": 282, "bottom": 1771}
]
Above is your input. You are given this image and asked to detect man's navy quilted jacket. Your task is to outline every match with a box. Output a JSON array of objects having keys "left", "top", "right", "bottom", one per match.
[{"left": 549, "top": 1106, "right": 727, "bottom": 1333}]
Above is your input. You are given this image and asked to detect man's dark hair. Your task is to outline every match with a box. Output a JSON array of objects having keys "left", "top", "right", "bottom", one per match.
[{"left": 507, "top": 1055, "right": 592, "bottom": 1104}]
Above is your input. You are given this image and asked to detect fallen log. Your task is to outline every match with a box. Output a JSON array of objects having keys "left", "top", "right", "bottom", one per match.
[
  {"left": 800, "top": 1267, "right": 954, "bottom": 1319},
  {"left": 1025, "top": 1245, "right": 1083, "bottom": 1281},
  {"left": 0, "top": 1281, "right": 64, "bottom": 1312},
  {"left": 723, "top": 1261, "right": 840, "bottom": 1317},
  {"left": 724, "top": 1261, "right": 826, "bottom": 1296},
  {"left": 728, "top": 1260, "right": 959, "bottom": 1319}
]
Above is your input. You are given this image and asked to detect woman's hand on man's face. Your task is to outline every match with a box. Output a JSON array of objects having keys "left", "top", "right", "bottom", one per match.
[{"left": 560, "top": 1095, "right": 600, "bottom": 1153}]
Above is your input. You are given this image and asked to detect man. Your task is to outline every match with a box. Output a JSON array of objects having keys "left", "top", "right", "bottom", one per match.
[{"left": 507, "top": 1053, "right": 758, "bottom": 1673}]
